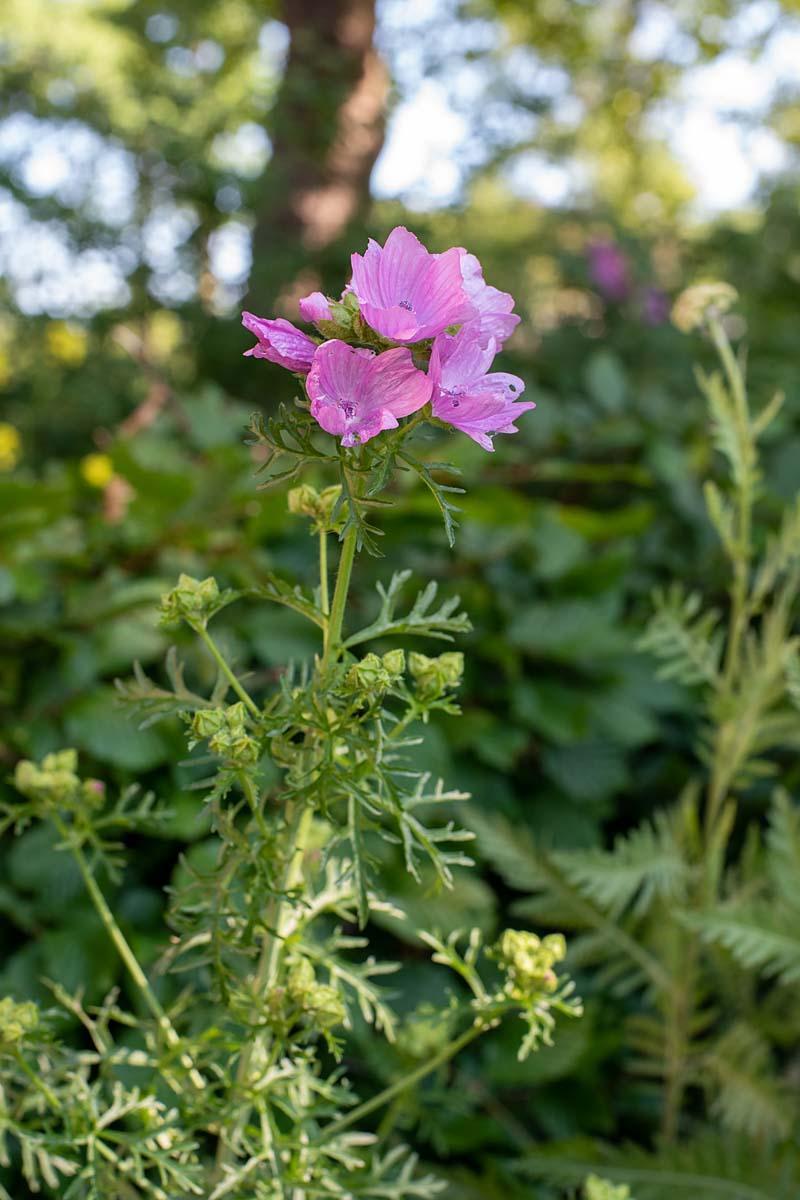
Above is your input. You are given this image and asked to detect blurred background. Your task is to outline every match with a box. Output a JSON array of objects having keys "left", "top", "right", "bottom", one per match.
[{"left": 2, "top": 1, "right": 800, "bottom": 1195}]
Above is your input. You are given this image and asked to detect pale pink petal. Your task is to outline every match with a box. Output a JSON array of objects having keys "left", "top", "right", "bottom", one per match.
[
  {"left": 299, "top": 291, "right": 333, "bottom": 323},
  {"left": 367, "top": 346, "right": 433, "bottom": 418},
  {"left": 359, "top": 301, "right": 421, "bottom": 342},
  {"left": 242, "top": 312, "right": 317, "bottom": 373}
]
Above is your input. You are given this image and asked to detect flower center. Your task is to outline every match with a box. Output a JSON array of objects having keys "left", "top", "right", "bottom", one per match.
[
  {"left": 398, "top": 300, "right": 413, "bottom": 311},
  {"left": 338, "top": 400, "right": 357, "bottom": 420},
  {"left": 442, "top": 387, "right": 463, "bottom": 409}
]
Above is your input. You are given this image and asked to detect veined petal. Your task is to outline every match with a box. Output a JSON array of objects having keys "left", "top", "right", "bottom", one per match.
[
  {"left": 241, "top": 312, "right": 317, "bottom": 373},
  {"left": 298, "top": 291, "right": 333, "bottom": 323},
  {"left": 358, "top": 301, "right": 421, "bottom": 343},
  {"left": 306, "top": 341, "right": 428, "bottom": 446},
  {"left": 411, "top": 246, "right": 472, "bottom": 333},
  {"left": 367, "top": 346, "right": 433, "bottom": 418}
]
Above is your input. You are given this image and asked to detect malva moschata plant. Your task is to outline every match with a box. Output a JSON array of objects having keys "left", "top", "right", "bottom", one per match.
[{"left": 0, "top": 227, "right": 585, "bottom": 1199}]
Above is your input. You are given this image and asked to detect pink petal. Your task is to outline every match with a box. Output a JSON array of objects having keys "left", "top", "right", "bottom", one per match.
[
  {"left": 241, "top": 312, "right": 317, "bottom": 373},
  {"left": 299, "top": 291, "right": 333, "bottom": 323},
  {"left": 367, "top": 346, "right": 433, "bottom": 418},
  {"left": 358, "top": 301, "right": 421, "bottom": 342},
  {"left": 411, "top": 246, "right": 472, "bottom": 333}
]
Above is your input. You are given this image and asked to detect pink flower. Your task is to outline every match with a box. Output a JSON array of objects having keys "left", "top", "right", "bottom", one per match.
[
  {"left": 429, "top": 327, "right": 533, "bottom": 452},
  {"left": 587, "top": 240, "right": 630, "bottom": 302},
  {"left": 349, "top": 226, "right": 472, "bottom": 343},
  {"left": 458, "top": 251, "right": 520, "bottom": 347},
  {"left": 242, "top": 312, "right": 317, "bottom": 373},
  {"left": 299, "top": 291, "right": 333, "bottom": 324},
  {"left": 306, "top": 340, "right": 432, "bottom": 447}
]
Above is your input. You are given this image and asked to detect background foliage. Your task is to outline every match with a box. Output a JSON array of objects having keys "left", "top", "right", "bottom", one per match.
[{"left": 2, "top": 1, "right": 800, "bottom": 1195}]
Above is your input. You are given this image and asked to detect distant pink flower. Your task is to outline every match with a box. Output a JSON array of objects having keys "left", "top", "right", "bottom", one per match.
[
  {"left": 641, "top": 285, "right": 670, "bottom": 326},
  {"left": 458, "top": 251, "right": 520, "bottom": 347},
  {"left": 350, "top": 226, "right": 471, "bottom": 343},
  {"left": 242, "top": 312, "right": 317, "bottom": 373},
  {"left": 429, "top": 328, "right": 533, "bottom": 452},
  {"left": 587, "top": 240, "right": 630, "bottom": 302},
  {"left": 299, "top": 291, "right": 333, "bottom": 324},
  {"left": 306, "top": 340, "right": 432, "bottom": 447}
]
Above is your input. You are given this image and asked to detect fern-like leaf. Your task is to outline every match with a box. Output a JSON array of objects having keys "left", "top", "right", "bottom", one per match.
[{"left": 637, "top": 584, "right": 722, "bottom": 686}]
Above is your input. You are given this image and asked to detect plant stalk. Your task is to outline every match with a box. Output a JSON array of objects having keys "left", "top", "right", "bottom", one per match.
[
  {"left": 322, "top": 524, "right": 358, "bottom": 670},
  {"left": 316, "top": 1021, "right": 484, "bottom": 1143},
  {"left": 51, "top": 813, "right": 204, "bottom": 1093},
  {"left": 196, "top": 625, "right": 260, "bottom": 717}
]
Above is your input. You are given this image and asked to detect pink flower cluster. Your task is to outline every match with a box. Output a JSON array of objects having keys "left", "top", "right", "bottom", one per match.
[{"left": 242, "top": 227, "right": 533, "bottom": 452}]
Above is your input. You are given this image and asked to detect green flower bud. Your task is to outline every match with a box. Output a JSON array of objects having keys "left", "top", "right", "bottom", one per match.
[
  {"left": 14, "top": 750, "right": 81, "bottom": 807},
  {"left": 584, "top": 1175, "right": 631, "bottom": 1200},
  {"left": 287, "top": 959, "right": 346, "bottom": 1030},
  {"left": 494, "top": 929, "right": 566, "bottom": 999},
  {"left": 159, "top": 574, "right": 223, "bottom": 630},
  {"left": 671, "top": 282, "right": 738, "bottom": 333},
  {"left": 287, "top": 483, "right": 342, "bottom": 531},
  {"left": 347, "top": 648, "right": 405, "bottom": 696},
  {"left": 381, "top": 648, "right": 405, "bottom": 680},
  {"left": 408, "top": 651, "right": 464, "bottom": 701},
  {"left": 192, "top": 703, "right": 259, "bottom": 766},
  {"left": 0, "top": 997, "right": 38, "bottom": 1046}
]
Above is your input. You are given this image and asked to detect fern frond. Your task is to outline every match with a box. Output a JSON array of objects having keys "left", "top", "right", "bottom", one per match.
[
  {"left": 514, "top": 1132, "right": 800, "bottom": 1199},
  {"left": 686, "top": 904, "right": 800, "bottom": 985},
  {"left": 702, "top": 1022, "right": 791, "bottom": 1141},
  {"left": 559, "top": 809, "right": 689, "bottom": 918},
  {"left": 637, "top": 584, "right": 722, "bottom": 687}
]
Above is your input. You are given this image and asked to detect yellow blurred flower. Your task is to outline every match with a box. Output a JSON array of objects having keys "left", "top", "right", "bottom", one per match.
[
  {"left": 0, "top": 423, "right": 21, "bottom": 471},
  {"left": 80, "top": 453, "right": 114, "bottom": 488},
  {"left": 46, "top": 322, "right": 88, "bottom": 366}
]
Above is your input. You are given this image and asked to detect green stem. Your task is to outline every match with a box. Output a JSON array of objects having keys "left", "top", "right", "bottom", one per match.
[
  {"left": 196, "top": 624, "right": 260, "bottom": 717},
  {"left": 218, "top": 801, "right": 314, "bottom": 1167},
  {"left": 319, "top": 530, "right": 330, "bottom": 616},
  {"left": 51, "top": 814, "right": 204, "bottom": 1093},
  {"left": 322, "top": 525, "right": 358, "bottom": 671},
  {"left": 709, "top": 318, "right": 753, "bottom": 694},
  {"left": 316, "top": 1022, "right": 484, "bottom": 1143},
  {"left": 15, "top": 1049, "right": 61, "bottom": 1110}
]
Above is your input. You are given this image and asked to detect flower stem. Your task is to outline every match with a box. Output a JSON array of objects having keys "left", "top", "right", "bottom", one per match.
[
  {"left": 196, "top": 624, "right": 260, "bottom": 717},
  {"left": 319, "top": 530, "right": 330, "bottom": 616},
  {"left": 322, "top": 524, "right": 358, "bottom": 671},
  {"left": 15, "top": 1049, "right": 61, "bottom": 1110},
  {"left": 316, "top": 1022, "right": 484, "bottom": 1143},
  {"left": 218, "top": 800, "right": 313, "bottom": 1167},
  {"left": 51, "top": 813, "right": 204, "bottom": 1093}
]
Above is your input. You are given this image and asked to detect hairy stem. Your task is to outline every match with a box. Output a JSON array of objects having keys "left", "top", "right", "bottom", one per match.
[
  {"left": 322, "top": 524, "right": 358, "bottom": 670},
  {"left": 196, "top": 624, "right": 260, "bottom": 717},
  {"left": 319, "top": 529, "right": 330, "bottom": 616},
  {"left": 51, "top": 813, "right": 204, "bottom": 1093},
  {"left": 219, "top": 800, "right": 315, "bottom": 1168}
]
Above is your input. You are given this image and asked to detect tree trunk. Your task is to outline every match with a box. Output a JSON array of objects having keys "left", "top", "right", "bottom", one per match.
[{"left": 249, "top": 0, "right": 387, "bottom": 312}]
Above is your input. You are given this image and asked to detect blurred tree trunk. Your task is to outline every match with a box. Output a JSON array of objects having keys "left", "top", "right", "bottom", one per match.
[{"left": 249, "top": 0, "right": 388, "bottom": 311}]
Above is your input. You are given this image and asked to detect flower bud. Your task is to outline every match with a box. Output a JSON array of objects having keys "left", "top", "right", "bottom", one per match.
[
  {"left": 14, "top": 750, "right": 81, "bottom": 807},
  {"left": 191, "top": 703, "right": 259, "bottom": 766},
  {"left": 287, "top": 483, "right": 342, "bottom": 531},
  {"left": 408, "top": 651, "right": 463, "bottom": 701},
  {"left": 346, "top": 649, "right": 405, "bottom": 696},
  {"left": 585, "top": 1175, "right": 631, "bottom": 1200},
  {"left": 159, "top": 574, "right": 223, "bottom": 630},
  {"left": 494, "top": 929, "right": 566, "bottom": 999},
  {"left": 671, "top": 282, "right": 738, "bottom": 333},
  {"left": 0, "top": 997, "right": 39, "bottom": 1046}
]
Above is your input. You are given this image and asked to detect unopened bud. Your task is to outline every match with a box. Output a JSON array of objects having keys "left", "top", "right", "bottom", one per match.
[
  {"left": 159, "top": 574, "right": 223, "bottom": 630},
  {"left": 287, "top": 484, "right": 342, "bottom": 531},
  {"left": 0, "top": 997, "right": 38, "bottom": 1046},
  {"left": 408, "top": 651, "right": 463, "bottom": 701}
]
